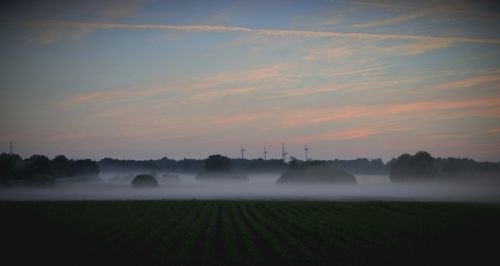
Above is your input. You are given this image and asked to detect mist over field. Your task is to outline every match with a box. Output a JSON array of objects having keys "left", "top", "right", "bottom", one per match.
[
  {"left": 1, "top": 1, "right": 500, "bottom": 265},
  {"left": 1, "top": 172, "right": 499, "bottom": 201}
]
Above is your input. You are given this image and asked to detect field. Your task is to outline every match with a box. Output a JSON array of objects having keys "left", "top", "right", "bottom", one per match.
[{"left": 2, "top": 201, "right": 500, "bottom": 265}]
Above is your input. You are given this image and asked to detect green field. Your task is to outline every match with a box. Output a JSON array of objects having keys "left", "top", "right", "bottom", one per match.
[{"left": 1, "top": 201, "right": 500, "bottom": 265}]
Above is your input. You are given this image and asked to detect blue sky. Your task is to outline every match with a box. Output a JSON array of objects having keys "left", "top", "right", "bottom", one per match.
[{"left": 1, "top": 0, "right": 499, "bottom": 161}]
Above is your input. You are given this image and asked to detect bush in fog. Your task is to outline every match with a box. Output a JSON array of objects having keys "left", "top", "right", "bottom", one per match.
[{"left": 132, "top": 174, "right": 159, "bottom": 188}]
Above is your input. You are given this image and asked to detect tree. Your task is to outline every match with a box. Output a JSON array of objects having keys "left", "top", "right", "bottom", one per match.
[
  {"left": 52, "top": 155, "right": 71, "bottom": 177},
  {"left": 0, "top": 153, "right": 23, "bottom": 185},
  {"left": 25, "top": 155, "right": 52, "bottom": 177},
  {"left": 204, "top": 155, "right": 232, "bottom": 172},
  {"left": 390, "top": 151, "right": 437, "bottom": 182}
]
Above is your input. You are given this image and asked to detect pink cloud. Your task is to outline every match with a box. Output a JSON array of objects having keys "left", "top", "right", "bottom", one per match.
[
  {"left": 487, "top": 128, "right": 500, "bottom": 134},
  {"left": 193, "top": 64, "right": 293, "bottom": 90},
  {"left": 380, "top": 98, "right": 500, "bottom": 115},
  {"left": 432, "top": 74, "right": 500, "bottom": 90},
  {"left": 281, "top": 97, "right": 500, "bottom": 128},
  {"left": 193, "top": 87, "right": 257, "bottom": 100},
  {"left": 282, "top": 107, "right": 369, "bottom": 127},
  {"left": 304, "top": 46, "right": 352, "bottom": 61}
]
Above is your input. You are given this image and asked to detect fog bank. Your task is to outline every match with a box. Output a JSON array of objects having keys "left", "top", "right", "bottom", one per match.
[{"left": 1, "top": 172, "right": 499, "bottom": 202}]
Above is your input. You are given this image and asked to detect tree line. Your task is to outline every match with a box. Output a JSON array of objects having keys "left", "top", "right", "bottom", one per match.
[
  {"left": 0, "top": 153, "right": 99, "bottom": 186},
  {"left": 2, "top": 152, "right": 499, "bottom": 186},
  {"left": 390, "top": 151, "right": 500, "bottom": 182}
]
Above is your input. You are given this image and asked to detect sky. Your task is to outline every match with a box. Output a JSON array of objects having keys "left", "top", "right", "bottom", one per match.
[{"left": 0, "top": 0, "right": 499, "bottom": 161}]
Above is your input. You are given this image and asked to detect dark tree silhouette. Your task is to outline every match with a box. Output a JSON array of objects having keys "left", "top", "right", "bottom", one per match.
[
  {"left": 0, "top": 153, "right": 99, "bottom": 186},
  {"left": 204, "top": 154, "right": 232, "bottom": 172},
  {"left": 390, "top": 151, "right": 437, "bottom": 182},
  {"left": 25, "top": 155, "right": 52, "bottom": 177}
]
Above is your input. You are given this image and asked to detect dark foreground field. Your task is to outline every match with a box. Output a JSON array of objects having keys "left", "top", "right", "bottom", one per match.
[{"left": 1, "top": 201, "right": 500, "bottom": 266}]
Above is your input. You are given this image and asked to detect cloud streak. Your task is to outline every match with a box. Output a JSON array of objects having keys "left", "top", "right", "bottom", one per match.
[
  {"left": 353, "top": 10, "right": 433, "bottom": 28},
  {"left": 27, "top": 20, "right": 500, "bottom": 45},
  {"left": 432, "top": 74, "right": 500, "bottom": 90},
  {"left": 282, "top": 97, "right": 500, "bottom": 128},
  {"left": 293, "top": 128, "right": 383, "bottom": 143}
]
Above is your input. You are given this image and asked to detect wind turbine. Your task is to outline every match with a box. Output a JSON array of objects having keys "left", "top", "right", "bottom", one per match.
[
  {"left": 304, "top": 145, "right": 309, "bottom": 161},
  {"left": 263, "top": 146, "right": 268, "bottom": 160},
  {"left": 281, "top": 143, "right": 288, "bottom": 162},
  {"left": 240, "top": 145, "right": 246, "bottom": 160}
]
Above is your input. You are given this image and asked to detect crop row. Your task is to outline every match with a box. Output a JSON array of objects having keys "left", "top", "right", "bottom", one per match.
[{"left": 1, "top": 201, "right": 500, "bottom": 265}]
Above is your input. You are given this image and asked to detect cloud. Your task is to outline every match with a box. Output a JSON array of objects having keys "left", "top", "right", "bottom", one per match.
[
  {"left": 304, "top": 39, "right": 451, "bottom": 60},
  {"left": 431, "top": 74, "right": 500, "bottom": 90},
  {"left": 304, "top": 46, "right": 352, "bottom": 61},
  {"left": 61, "top": 89, "right": 131, "bottom": 107},
  {"left": 487, "top": 128, "right": 500, "bottom": 134},
  {"left": 192, "top": 64, "right": 292, "bottom": 90},
  {"left": 60, "top": 85, "right": 176, "bottom": 107},
  {"left": 293, "top": 128, "right": 382, "bottom": 143},
  {"left": 282, "top": 107, "right": 369, "bottom": 127},
  {"left": 379, "top": 98, "right": 500, "bottom": 115},
  {"left": 28, "top": 21, "right": 252, "bottom": 33},
  {"left": 26, "top": 20, "right": 500, "bottom": 45},
  {"left": 281, "top": 97, "right": 500, "bottom": 128},
  {"left": 347, "top": 1, "right": 500, "bottom": 19},
  {"left": 193, "top": 87, "right": 257, "bottom": 101},
  {"left": 60, "top": 63, "right": 292, "bottom": 109},
  {"left": 353, "top": 10, "right": 433, "bottom": 28},
  {"left": 279, "top": 84, "right": 349, "bottom": 98},
  {"left": 47, "top": 131, "right": 100, "bottom": 142},
  {"left": 210, "top": 113, "right": 268, "bottom": 126},
  {"left": 375, "top": 40, "right": 452, "bottom": 55}
]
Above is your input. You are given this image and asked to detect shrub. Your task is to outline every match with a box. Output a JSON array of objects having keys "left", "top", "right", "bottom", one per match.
[{"left": 131, "top": 174, "right": 159, "bottom": 188}]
